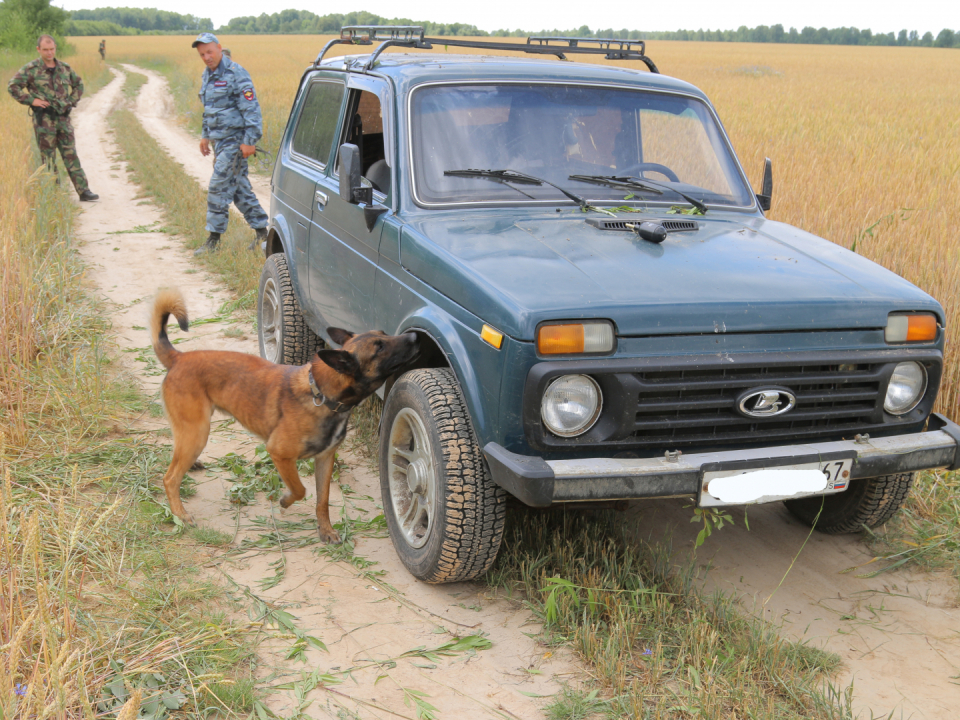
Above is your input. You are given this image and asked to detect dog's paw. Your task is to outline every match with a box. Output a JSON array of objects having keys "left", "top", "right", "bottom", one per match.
[
  {"left": 279, "top": 492, "right": 295, "bottom": 509},
  {"left": 189, "top": 461, "right": 206, "bottom": 471},
  {"left": 317, "top": 525, "right": 341, "bottom": 544}
]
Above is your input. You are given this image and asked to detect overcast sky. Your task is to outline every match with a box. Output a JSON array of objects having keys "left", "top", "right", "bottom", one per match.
[{"left": 54, "top": 0, "right": 957, "bottom": 35}]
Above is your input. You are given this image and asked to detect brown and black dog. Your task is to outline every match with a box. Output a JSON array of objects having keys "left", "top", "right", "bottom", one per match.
[{"left": 150, "top": 288, "right": 419, "bottom": 542}]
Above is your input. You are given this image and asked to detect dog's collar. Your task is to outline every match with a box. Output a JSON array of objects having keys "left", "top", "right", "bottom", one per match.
[{"left": 308, "top": 370, "right": 353, "bottom": 413}]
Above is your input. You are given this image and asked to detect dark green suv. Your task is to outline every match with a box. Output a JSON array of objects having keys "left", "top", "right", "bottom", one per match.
[{"left": 259, "top": 27, "right": 959, "bottom": 583}]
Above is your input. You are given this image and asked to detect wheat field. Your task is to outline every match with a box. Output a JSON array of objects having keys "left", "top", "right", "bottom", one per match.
[{"left": 73, "top": 35, "right": 960, "bottom": 420}]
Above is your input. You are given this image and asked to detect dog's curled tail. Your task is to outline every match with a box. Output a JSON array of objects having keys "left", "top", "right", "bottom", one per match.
[{"left": 151, "top": 287, "right": 189, "bottom": 369}]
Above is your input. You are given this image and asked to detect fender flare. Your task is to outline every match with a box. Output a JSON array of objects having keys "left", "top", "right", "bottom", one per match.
[{"left": 395, "top": 307, "right": 490, "bottom": 444}]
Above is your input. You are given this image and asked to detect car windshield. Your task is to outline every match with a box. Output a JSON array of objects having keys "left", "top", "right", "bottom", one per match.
[{"left": 411, "top": 84, "right": 755, "bottom": 208}]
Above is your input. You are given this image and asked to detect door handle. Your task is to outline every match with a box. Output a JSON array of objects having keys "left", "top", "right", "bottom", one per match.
[{"left": 315, "top": 190, "right": 328, "bottom": 207}]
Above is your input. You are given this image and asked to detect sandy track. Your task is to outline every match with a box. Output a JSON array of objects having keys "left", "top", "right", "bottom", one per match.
[
  {"left": 71, "top": 68, "right": 576, "bottom": 718},
  {"left": 629, "top": 499, "right": 960, "bottom": 717},
  {"left": 73, "top": 63, "right": 960, "bottom": 719},
  {"left": 121, "top": 64, "right": 271, "bottom": 206}
]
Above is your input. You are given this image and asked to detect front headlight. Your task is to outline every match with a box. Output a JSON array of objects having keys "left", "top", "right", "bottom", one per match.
[
  {"left": 884, "top": 362, "right": 927, "bottom": 415},
  {"left": 541, "top": 375, "right": 602, "bottom": 437}
]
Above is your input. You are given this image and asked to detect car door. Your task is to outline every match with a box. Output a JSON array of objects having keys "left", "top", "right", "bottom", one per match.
[
  {"left": 281, "top": 75, "right": 346, "bottom": 327},
  {"left": 308, "top": 75, "right": 393, "bottom": 334}
]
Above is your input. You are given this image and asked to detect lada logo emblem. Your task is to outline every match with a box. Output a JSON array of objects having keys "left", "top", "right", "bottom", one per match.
[{"left": 737, "top": 387, "right": 796, "bottom": 418}]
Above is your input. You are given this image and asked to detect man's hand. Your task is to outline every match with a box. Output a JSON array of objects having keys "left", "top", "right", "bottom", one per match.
[
  {"left": 31, "top": 98, "right": 51, "bottom": 108},
  {"left": 200, "top": 137, "right": 210, "bottom": 156},
  {"left": 240, "top": 144, "right": 256, "bottom": 159}
]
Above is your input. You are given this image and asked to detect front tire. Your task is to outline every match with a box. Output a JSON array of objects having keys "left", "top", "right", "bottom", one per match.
[
  {"left": 380, "top": 368, "right": 506, "bottom": 583},
  {"left": 784, "top": 473, "right": 914, "bottom": 534},
  {"left": 257, "top": 253, "right": 324, "bottom": 365}
]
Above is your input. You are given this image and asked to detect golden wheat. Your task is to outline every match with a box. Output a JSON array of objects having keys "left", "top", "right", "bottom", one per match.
[{"left": 72, "top": 35, "right": 960, "bottom": 419}]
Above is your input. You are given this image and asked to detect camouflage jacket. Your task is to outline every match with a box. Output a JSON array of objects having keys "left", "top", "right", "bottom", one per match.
[
  {"left": 198, "top": 54, "right": 262, "bottom": 146},
  {"left": 7, "top": 58, "right": 84, "bottom": 117}
]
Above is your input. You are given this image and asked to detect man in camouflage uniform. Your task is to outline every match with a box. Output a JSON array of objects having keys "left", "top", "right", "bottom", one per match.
[
  {"left": 192, "top": 32, "right": 268, "bottom": 254},
  {"left": 7, "top": 35, "right": 98, "bottom": 201}
]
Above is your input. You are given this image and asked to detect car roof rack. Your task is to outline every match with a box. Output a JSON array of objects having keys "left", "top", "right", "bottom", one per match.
[{"left": 313, "top": 26, "right": 659, "bottom": 74}]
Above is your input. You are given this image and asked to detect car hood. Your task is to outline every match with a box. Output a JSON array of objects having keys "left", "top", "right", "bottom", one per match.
[{"left": 399, "top": 211, "right": 942, "bottom": 340}]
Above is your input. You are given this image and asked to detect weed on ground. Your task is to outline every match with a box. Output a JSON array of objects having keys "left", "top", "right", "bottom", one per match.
[
  {"left": 487, "top": 508, "right": 853, "bottom": 719},
  {"left": 855, "top": 469, "right": 960, "bottom": 582}
]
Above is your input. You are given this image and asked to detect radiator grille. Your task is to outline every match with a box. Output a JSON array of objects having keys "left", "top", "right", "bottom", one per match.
[{"left": 630, "top": 362, "right": 882, "bottom": 447}]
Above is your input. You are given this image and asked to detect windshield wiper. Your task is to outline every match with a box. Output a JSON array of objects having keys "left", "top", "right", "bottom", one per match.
[
  {"left": 569, "top": 174, "right": 707, "bottom": 214},
  {"left": 568, "top": 174, "right": 663, "bottom": 196},
  {"left": 444, "top": 169, "right": 587, "bottom": 208}
]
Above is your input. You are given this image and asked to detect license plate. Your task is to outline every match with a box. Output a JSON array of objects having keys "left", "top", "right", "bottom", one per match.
[{"left": 698, "top": 457, "right": 853, "bottom": 508}]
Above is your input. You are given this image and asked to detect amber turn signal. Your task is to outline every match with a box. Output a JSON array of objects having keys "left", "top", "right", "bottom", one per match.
[
  {"left": 539, "top": 324, "right": 584, "bottom": 354},
  {"left": 885, "top": 314, "right": 938, "bottom": 343},
  {"left": 481, "top": 324, "right": 503, "bottom": 349},
  {"left": 537, "top": 322, "right": 614, "bottom": 355}
]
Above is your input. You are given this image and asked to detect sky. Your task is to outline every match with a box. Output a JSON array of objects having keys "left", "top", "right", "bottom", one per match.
[{"left": 54, "top": 0, "right": 956, "bottom": 35}]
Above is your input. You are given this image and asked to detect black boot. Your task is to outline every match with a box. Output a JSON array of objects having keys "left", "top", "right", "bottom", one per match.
[
  {"left": 79, "top": 189, "right": 99, "bottom": 201},
  {"left": 247, "top": 227, "right": 268, "bottom": 251},
  {"left": 194, "top": 232, "right": 221, "bottom": 256}
]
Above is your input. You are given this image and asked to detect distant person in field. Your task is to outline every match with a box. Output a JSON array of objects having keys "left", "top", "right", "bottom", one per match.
[
  {"left": 7, "top": 34, "right": 99, "bottom": 201},
  {"left": 222, "top": 48, "right": 231, "bottom": 59},
  {"left": 99, "top": 39, "right": 106, "bottom": 61},
  {"left": 191, "top": 32, "right": 267, "bottom": 255}
]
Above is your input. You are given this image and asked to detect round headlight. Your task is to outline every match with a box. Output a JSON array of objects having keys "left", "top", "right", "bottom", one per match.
[
  {"left": 884, "top": 362, "right": 927, "bottom": 415},
  {"left": 541, "top": 375, "right": 602, "bottom": 437}
]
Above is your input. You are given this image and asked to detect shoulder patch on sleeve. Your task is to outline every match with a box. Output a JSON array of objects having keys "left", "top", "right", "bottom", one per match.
[{"left": 242, "top": 88, "right": 255, "bottom": 101}]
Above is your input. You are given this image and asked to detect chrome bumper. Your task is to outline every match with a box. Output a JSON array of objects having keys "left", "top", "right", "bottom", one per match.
[{"left": 483, "top": 413, "right": 960, "bottom": 507}]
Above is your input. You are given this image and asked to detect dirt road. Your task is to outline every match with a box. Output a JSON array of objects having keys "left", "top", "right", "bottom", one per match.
[
  {"left": 72, "top": 67, "right": 577, "bottom": 719},
  {"left": 71, "top": 65, "right": 960, "bottom": 719}
]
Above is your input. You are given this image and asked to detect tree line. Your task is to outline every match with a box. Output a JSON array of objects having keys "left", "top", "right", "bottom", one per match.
[
  {"left": 0, "top": 0, "right": 69, "bottom": 51},
  {"left": 216, "top": 10, "right": 484, "bottom": 37},
  {"left": 583, "top": 24, "right": 959, "bottom": 48},
  {"left": 214, "top": 12, "right": 959, "bottom": 47},
  {"left": 64, "top": 7, "right": 213, "bottom": 36}
]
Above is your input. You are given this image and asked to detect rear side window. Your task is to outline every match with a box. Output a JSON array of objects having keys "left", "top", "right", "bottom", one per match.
[{"left": 291, "top": 80, "right": 345, "bottom": 166}]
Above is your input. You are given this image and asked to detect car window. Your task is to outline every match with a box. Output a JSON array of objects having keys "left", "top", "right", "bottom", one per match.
[
  {"left": 291, "top": 80, "right": 345, "bottom": 166},
  {"left": 336, "top": 90, "right": 390, "bottom": 195},
  {"left": 638, "top": 108, "right": 731, "bottom": 195},
  {"left": 411, "top": 84, "right": 753, "bottom": 207}
]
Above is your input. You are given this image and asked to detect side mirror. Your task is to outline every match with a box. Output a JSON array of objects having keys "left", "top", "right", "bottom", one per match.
[
  {"left": 756, "top": 157, "right": 773, "bottom": 212},
  {"left": 339, "top": 143, "right": 372, "bottom": 205}
]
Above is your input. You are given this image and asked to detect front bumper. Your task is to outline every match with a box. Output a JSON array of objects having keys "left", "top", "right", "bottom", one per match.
[{"left": 483, "top": 413, "right": 960, "bottom": 507}]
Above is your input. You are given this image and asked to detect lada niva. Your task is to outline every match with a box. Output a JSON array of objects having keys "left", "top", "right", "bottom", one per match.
[{"left": 258, "top": 27, "right": 960, "bottom": 582}]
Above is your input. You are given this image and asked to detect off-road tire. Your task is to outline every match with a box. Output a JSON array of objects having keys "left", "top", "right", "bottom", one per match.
[
  {"left": 380, "top": 368, "right": 506, "bottom": 583},
  {"left": 257, "top": 253, "right": 324, "bottom": 365},
  {"left": 784, "top": 472, "right": 914, "bottom": 534}
]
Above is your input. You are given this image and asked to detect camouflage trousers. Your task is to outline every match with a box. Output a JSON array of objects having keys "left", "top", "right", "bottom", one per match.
[
  {"left": 33, "top": 111, "right": 90, "bottom": 194},
  {"left": 206, "top": 136, "right": 268, "bottom": 234}
]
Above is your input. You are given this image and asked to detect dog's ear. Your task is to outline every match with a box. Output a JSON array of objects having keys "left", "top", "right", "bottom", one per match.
[
  {"left": 316, "top": 349, "right": 361, "bottom": 379},
  {"left": 326, "top": 328, "right": 355, "bottom": 347}
]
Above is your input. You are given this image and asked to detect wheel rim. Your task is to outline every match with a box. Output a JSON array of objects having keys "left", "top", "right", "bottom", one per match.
[
  {"left": 386, "top": 408, "right": 436, "bottom": 549},
  {"left": 260, "top": 277, "right": 282, "bottom": 363}
]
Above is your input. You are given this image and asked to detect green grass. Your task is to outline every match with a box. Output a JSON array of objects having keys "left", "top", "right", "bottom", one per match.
[
  {"left": 485, "top": 508, "right": 853, "bottom": 719},
  {"left": 190, "top": 525, "right": 236, "bottom": 547},
  {"left": 856, "top": 469, "right": 960, "bottom": 580},
  {"left": 121, "top": 68, "right": 148, "bottom": 99}
]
